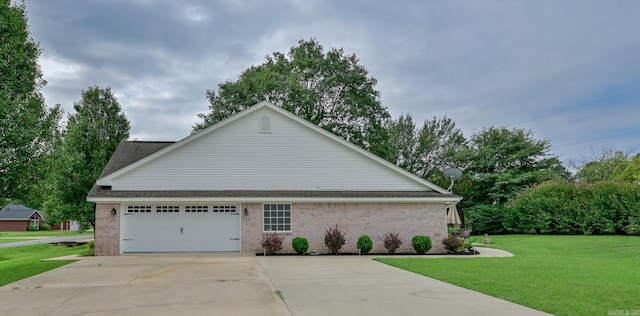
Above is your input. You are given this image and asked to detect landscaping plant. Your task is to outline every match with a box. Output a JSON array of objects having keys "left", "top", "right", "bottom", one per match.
[
  {"left": 411, "top": 235, "right": 432, "bottom": 254},
  {"left": 356, "top": 235, "right": 373, "bottom": 254},
  {"left": 324, "top": 224, "right": 346, "bottom": 254},
  {"left": 382, "top": 232, "right": 403, "bottom": 254},
  {"left": 291, "top": 237, "right": 309, "bottom": 255},
  {"left": 261, "top": 232, "right": 285, "bottom": 255},
  {"left": 441, "top": 236, "right": 464, "bottom": 253}
]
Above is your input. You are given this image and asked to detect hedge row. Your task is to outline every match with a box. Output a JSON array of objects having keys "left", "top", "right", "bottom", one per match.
[{"left": 504, "top": 181, "right": 640, "bottom": 235}]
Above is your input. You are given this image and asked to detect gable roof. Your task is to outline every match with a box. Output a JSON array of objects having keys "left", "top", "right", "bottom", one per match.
[
  {"left": 0, "top": 204, "right": 42, "bottom": 220},
  {"left": 89, "top": 101, "right": 458, "bottom": 201}
]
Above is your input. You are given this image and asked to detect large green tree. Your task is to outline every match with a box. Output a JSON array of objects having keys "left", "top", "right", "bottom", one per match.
[
  {"left": 458, "top": 127, "right": 568, "bottom": 233},
  {"left": 195, "top": 39, "right": 393, "bottom": 160},
  {"left": 574, "top": 149, "right": 631, "bottom": 183},
  {"left": 388, "top": 114, "right": 466, "bottom": 184},
  {"left": 46, "top": 86, "right": 130, "bottom": 228},
  {"left": 0, "top": 0, "right": 61, "bottom": 203}
]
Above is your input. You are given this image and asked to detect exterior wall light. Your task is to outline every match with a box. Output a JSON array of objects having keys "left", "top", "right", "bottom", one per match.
[
  {"left": 111, "top": 208, "right": 117, "bottom": 216},
  {"left": 243, "top": 208, "right": 248, "bottom": 216}
]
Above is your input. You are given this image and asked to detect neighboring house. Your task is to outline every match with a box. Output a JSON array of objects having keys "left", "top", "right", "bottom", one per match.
[
  {"left": 0, "top": 204, "right": 44, "bottom": 231},
  {"left": 87, "top": 101, "right": 461, "bottom": 256},
  {"left": 51, "top": 220, "right": 81, "bottom": 231}
]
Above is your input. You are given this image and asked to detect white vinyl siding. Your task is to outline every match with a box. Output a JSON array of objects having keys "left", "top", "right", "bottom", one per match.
[{"left": 110, "top": 107, "right": 428, "bottom": 191}]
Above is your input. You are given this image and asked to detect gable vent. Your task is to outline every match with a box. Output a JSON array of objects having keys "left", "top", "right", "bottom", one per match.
[{"left": 259, "top": 115, "right": 271, "bottom": 133}]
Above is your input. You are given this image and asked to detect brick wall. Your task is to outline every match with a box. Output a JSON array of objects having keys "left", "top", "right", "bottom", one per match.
[
  {"left": 95, "top": 203, "right": 120, "bottom": 256},
  {"left": 242, "top": 202, "right": 447, "bottom": 254},
  {"left": 0, "top": 220, "right": 29, "bottom": 231}
]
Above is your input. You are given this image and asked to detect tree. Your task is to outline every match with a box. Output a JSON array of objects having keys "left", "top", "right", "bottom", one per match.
[
  {"left": 388, "top": 114, "right": 466, "bottom": 185},
  {"left": 573, "top": 149, "right": 631, "bottom": 183},
  {"left": 0, "top": 0, "right": 62, "bottom": 202},
  {"left": 458, "top": 127, "right": 568, "bottom": 233},
  {"left": 619, "top": 154, "right": 640, "bottom": 184},
  {"left": 47, "top": 86, "right": 130, "bottom": 228},
  {"left": 413, "top": 116, "right": 466, "bottom": 184},
  {"left": 194, "top": 38, "right": 393, "bottom": 160}
]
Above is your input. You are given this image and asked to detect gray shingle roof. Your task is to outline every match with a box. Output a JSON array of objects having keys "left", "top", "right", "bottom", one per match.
[
  {"left": 98, "top": 141, "right": 175, "bottom": 178},
  {"left": 0, "top": 204, "right": 40, "bottom": 220}
]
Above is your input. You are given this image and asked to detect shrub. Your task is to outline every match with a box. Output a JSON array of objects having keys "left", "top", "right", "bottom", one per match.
[
  {"left": 81, "top": 240, "right": 95, "bottom": 256},
  {"left": 442, "top": 236, "right": 464, "bottom": 253},
  {"left": 382, "top": 232, "right": 403, "bottom": 254},
  {"left": 261, "top": 232, "right": 285, "bottom": 255},
  {"left": 292, "top": 237, "right": 309, "bottom": 254},
  {"left": 40, "top": 223, "right": 51, "bottom": 231},
  {"left": 411, "top": 235, "right": 432, "bottom": 254},
  {"left": 324, "top": 224, "right": 346, "bottom": 254},
  {"left": 356, "top": 235, "right": 373, "bottom": 254},
  {"left": 27, "top": 225, "right": 39, "bottom": 231}
]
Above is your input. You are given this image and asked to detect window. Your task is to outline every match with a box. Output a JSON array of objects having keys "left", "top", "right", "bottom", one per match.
[
  {"left": 30, "top": 218, "right": 39, "bottom": 229},
  {"left": 185, "top": 205, "right": 209, "bottom": 213},
  {"left": 263, "top": 204, "right": 291, "bottom": 232},
  {"left": 127, "top": 205, "right": 152, "bottom": 213},
  {"left": 212, "top": 205, "right": 237, "bottom": 213},
  {"left": 156, "top": 205, "right": 180, "bottom": 213}
]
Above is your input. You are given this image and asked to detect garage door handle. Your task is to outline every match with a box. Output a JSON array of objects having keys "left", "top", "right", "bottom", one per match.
[
  {"left": 124, "top": 239, "right": 133, "bottom": 241},
  {"left": 230, "top": 238, "right": 239, "bottom": 240}
]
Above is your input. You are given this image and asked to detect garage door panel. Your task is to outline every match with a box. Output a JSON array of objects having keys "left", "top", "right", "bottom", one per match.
[{"left": 121, "top": 205, "right": 240, "bottom": 253}]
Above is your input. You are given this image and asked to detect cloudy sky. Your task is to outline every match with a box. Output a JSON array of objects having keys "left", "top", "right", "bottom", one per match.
[{"left": 24, "top": 0, "right": 640, "bottom": 164}]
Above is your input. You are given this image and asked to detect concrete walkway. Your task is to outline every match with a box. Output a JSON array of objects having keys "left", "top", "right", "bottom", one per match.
[
  {"left": 258, "top": 253, "right": 551, "bottom": 316},
  {"left": 0, "top": 234, "right": 93, "bottom": 248}
]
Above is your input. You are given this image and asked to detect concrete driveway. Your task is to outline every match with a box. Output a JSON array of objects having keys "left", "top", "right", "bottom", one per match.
[
  {"left": 0, "top": 254, "right": 288, "bottom": 316},
  {"left": 258, "top": 255, "right": 551, "bottom": 316},
  {"left": 1, "top": 253, "right": 551, "bottom": 316}
]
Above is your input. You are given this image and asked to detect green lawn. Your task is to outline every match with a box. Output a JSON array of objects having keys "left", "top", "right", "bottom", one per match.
[
  {"left": 0, "top": 230, "right": 93, "bottom": 238},
  {"left": 376, "top": 235, "right": 640, "bottom": 316},
  {"left": 0, "top": 244, "right": 89, "bottom": 287}
]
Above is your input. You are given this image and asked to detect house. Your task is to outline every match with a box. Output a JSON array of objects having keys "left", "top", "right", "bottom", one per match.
[
  {"left": 87, "top": 101, "right": 461, "bottom": 255},
  {"left": 0, "top": 204, "right": 44, "bottom": 231}
]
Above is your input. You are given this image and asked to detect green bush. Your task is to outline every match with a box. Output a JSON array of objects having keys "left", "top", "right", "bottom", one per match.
[
  {"left": 27, "top": 225, "right": 39, "bottom": 231},
  {"left": 506, "top": 180, "right": 640, "bottom": 235},
  {"left": 324, "top": 224, "right": 346, "bottom": 254},
  {"left": 39, "top": 223, "right": 51, "bottom": 231},
  {"left": 356, "top": 235, "right": 373, "bottom": 254},
  {"left": 81, "top": 240, "right": 95, "bottom": 256},
  {"left": 411, "top": 235, "right": 432, "bottom": 254},
  {"left": 292, "top": 237, "right": 309, "bottom": 254}
]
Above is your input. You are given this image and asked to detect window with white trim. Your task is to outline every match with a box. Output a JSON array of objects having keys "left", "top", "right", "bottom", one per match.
[
  {"left": 263, "top": 204, "right": 291, "bottom": 232},
  {"left": 185, "top": 205, "right": 209, "bottom": 213},
  {"left": 127, "top": 205, "right": 152, "bottom": 213},
  {"left": 212, "top": 205, "right": 237, "bottom": 213},
  {"left": 30, "top": 218, "right": 39, "bottom": 229},
  {"left": 156, "top": 205, "right": 180, "bottom": 213}
]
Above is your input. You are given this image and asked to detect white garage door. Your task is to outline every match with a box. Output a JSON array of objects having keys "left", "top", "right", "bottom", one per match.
[{"left": 121, "top": 204, "right": 240, "bottom": 253}]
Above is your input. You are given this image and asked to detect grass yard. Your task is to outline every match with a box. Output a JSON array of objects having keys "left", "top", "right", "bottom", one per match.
[
  {"left": 0, "top": 244, "right": 89, "bottom": 287},
  {"left": 0, "top": 230, "right": 93, "bottom": 238},
  {"left": 0, "top": 231, "right": 93, "bottom": 244},
  {"left": 376, "top": 235, "right": 640, "bottom": 316}
]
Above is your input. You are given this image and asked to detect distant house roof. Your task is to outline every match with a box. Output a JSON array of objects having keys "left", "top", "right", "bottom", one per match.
[{"left": 0, "top": 204, "right": 42, "bottom": 220}]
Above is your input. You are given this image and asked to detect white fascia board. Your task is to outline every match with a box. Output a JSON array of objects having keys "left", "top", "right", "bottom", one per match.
[{"left": 87, "top": 196, "right": 462, "bottom": 204}]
